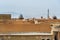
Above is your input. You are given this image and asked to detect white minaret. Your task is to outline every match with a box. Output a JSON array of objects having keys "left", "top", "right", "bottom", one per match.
[{"left": 47, "top": 9, "right": 49, "bottom": 19}]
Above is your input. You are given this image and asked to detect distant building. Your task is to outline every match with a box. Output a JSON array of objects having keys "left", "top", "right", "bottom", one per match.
[
  {"left": 0, "top": 14, "right": 60, "bottom": 40},
  {"left": 0, "top": 14, "right": 11, "bottom": 20}
]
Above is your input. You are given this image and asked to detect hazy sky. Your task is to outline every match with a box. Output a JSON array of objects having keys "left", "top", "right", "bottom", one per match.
[{"left": 0, "top": 0, "right": 60, "bottom": 18}]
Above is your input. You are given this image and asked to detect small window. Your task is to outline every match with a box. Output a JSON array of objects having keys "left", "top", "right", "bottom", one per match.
[
  {"left": 42, "top": 39, "right": 45, "bottom": 40},
  {"left": 47, "top": 39, "right": 50, "bottom": 40}
]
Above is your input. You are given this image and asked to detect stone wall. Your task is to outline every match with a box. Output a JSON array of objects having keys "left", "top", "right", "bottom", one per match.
[{"left": 0, "top": 35, "right": 52, "bottom": 40}]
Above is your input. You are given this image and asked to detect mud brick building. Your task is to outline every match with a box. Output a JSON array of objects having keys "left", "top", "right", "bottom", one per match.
[{"left": 0, "top": 14, "right": 60, "bottom": 40}]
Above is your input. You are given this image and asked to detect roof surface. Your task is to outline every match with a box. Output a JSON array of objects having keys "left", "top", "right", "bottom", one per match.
[
  {"left": 0, "top": 17, "right": 60, "bottom": 33},
  {"left": 0, "top": 20, "right": 51, "bottom": 33}
]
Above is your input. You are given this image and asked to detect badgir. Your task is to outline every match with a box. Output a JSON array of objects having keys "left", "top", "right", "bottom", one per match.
[{"left": 0, "top": 14, "right": 60, "bottom": 40}]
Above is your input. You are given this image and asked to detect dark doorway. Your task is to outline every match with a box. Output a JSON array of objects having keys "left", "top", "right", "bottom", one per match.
[{"left": 54, "top": 32, "right": 58, "bottom": 40}]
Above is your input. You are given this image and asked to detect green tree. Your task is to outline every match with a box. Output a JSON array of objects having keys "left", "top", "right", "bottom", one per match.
[
  {"left": 19, "top": 14, "right": 24, "bottom": 19},
  {"left": 53, "top": 16, "right": 57, "bottom": 19}
]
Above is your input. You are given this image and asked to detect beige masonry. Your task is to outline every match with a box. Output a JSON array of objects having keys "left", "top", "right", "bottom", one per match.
[{"left": 0, "top": 35, "right": 53, "bottom": 40}]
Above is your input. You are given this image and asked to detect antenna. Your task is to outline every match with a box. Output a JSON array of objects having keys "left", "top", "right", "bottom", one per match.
[{"left": 47, "top": 9, "right": 49, "bottom": 19}]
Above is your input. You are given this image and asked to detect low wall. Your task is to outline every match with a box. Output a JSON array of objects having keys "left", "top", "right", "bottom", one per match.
[{"left": 0, "top": 35, "right": 52, "bottom": 40}]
